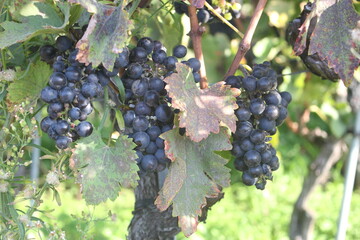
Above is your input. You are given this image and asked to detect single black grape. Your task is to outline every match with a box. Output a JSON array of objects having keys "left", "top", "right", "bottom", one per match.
[
  {"left": 155, "top": 104, "right": 174, "bottom": 123},
  {"left": 129, "top": 47, "right": 148, "bottom": 63},
  {"left": 76, "top": 121, "right": 93, "bottom": 137},
  {"left": 244, "top": 150, "right": 261, "bottom": 167},
  {"left": 40, "top": 117, "right": 57, "bottom": 132},
  {"left": 59, "top": 86, "right": 76, "bottom": 103},
  {"left": 187, "top": 58, "right": 201, "bottom": 72},
  {"left": 173, "top": 45, "right": 187, "bottom": 58},
  {"left": 133, "top": 131, "right": 151, "bottom": 149},
  {"left": 242, "top": 171, "right": 257, "bottom": 186},
  {"left": 135, "top": 101, "right": 152, "bottom": 116},
  {"left": 56, "top": 136, "right": 72, "bottom": 149},
  {"left": 55, "top": 36, "right": 73, "bottom": 52},
  {"left": 41, "top": 86, "right": 59, "bottom": 103},
  {"left": 141, "top": 154, "right": 158, "bottom": 172},
  {"left": 127, "top": 63, "right": 143, "bottom": 79},
  {"left": 152, "top": 50, "right": 167, "bottom": 64},
  {"left": 132, "top": 116, "right": 149, "bottom": 132},
  {"left": 49, "top": 72, "right": 67, "bottom": 90},
  {"left": 144, "top": 90, "right": 159, "bottom": 107},
  {"left": 68, "top": 107, "right": 81, "bottom": 121},
  {"left": 55, "top": 120, "right": 70, "bottom": 135},
  {"left": 137, "top": 37, "right": 154, "bottom": 54},
  {"left": 40, "top": 45, "right": 57, "bottom": 62}
]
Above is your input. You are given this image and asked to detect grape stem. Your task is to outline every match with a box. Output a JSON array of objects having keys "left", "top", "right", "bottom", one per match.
[
  {"left": 203, "top": 2, "right": 244, "bottom": 38},
  {"left": 188, "top": 0, "right": 208, "bottom": 89},
  {"left": 224, "top": 0, "right": 268, "bottom": 79}
]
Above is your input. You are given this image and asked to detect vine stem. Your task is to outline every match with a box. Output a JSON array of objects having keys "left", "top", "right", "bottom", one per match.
[
  {"left": 188, "top": 0, "right": 208, "bottom": 89},
  {"left": 224, "top": 0, "right": 267, "bottom": 79}
]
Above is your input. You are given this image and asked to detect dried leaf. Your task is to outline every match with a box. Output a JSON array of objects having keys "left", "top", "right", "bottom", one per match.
[
  {"left": 164, "top": 63, "right": 240, "bottom": 142},
  {"left": 294, "top": 0, "right": 360, "bottom": 85},
  {"left": 72, "top": 131, "right": 139, "bottom": 205},
  {"left": 69, "top": 0, "right": 133, "bottom": 70}
]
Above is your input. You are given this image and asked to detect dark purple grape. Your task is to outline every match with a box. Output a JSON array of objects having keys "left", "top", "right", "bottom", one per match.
[
  {"left": 155, "top": 104, "right": 174, "bottom": 123},
  {"left": 242, "top": 76, "right": 257, "bottom": 92},
  {"left": 68, "top": 49, "right": 79, "bottom": 65},
  {"left": 47, "top": 124, "right": 59, "bottom": 140},
  {"left": 254, "top": 143, "right": 267, "bottom": 152},
  {"left": 145, "top": 141, "right": 157, "bottom": 154},
  {"left": 249, "top": 129, "right": 266, "bottom": 144},
  {"left": 105, "top": 67, "right": 119, "bottom": 77},
  {"left": 55, "top": 120, "right": 70, "bottom": 135},
  {"left": 129, "top": 47, "right": 147, "bottom": 63},
  {"left": 48, "top": 102, "right": 64, "bottom": 113},
  {"left": 41, "top": 86, "right": 58, "bottom": 103},
  {"left": 234, "top": 121, "right": 253, "bottom": 138},
  {"left": 135, "top": 101, "right": 152, "bottom": 116},
  {"left": 187, "top": 58, "right": 201, "bottom": 72},
  {"left": 193, "top": 72, "right": 200, "bottom": 83},
  {"left": 59, "top": 86, "right": 76, "bottom": 103},
  {"left": 240, "top": 138, "right": 254, "bottom": 151},
  {"left": 40, "top": 45, "right": 57, "bottom": 62},
  {"left": 257, "top": 77, "right": 272, "bottom": 92},
  {"left": 81, "top": 103, "right": 93, "bottom": 115},
  {"left": 68, "top": 107, "right": 81, "bottom": 121},
  {"left": 81, "top": 82, "right": 98, "bottom": 98},
  {"left": 231, "top": 142, "right": 245, "bottom": 157},
  {"left": 263, "top": 90, "right": 282, "bottom": 105},
  {"left": 87, "top": 73, "right": 99, "bottom": 83},
  {"left": 261, "top": 150, "right": 272, "bottom": 164},
  {"left": 40, "top": 117, "right": 56, "bottom": 132},
  {"left": 97, "top": 70, "right": 110, "bottom": 86},
  {"left": 153, "top": 40, "right": 163, "bottom": 52},
  {"left": 149, "top": 77, "right": 165, "bottom": 92},
  {"left": 73, "top": 94, "right": 89, "bottom": 108},
  {"left": 127, "top": 63, "right": 143, "bottom": 79},
  {"left": 135, "top": 150, "right": 143, "bottom": 164},
  {"left": 49, "top": 72, "right": 67, "bottom": 90},
  {"left": 133, "top": 131, "right": 150, "bottom": 149},
  {"left": 280, "top": 91, "right": 292, "bottom": 104},
  {"left": 264, "top": 105, "right": 279, "bottom": 120},
  {"left": 137, "top": 37, "right": 154, "bottom": 54},
  {"left": 55, "top": 36, "right": 73, "bottom": 52},
  {"left": 242, "top": 171, "right": 256, "bottom": 186},
  {"left": 124, "top": 110, "right": 136, "bottom": 127},
  {"left": 161, "top": 124, "right": 172, "bottom": 133},
  {"left": 269, "top": 156, "right": 279, "bottom": 170},
  {"left": 152, "top": 50, "right": 167, "bottom": 64},
  {"left": 75, "top": 121, "right": 93, "bottom": 137},
  {"left": 249, "top": 165, "right": 263, "bottom": 177},
  {"left": 234, "top": 158, "right": 248, "bottom": 171},
  {"left": 244, "top": 150, "right": 261, "bottom": 167},
  {"left": 144, "top": 90, "right": 159, "bottom": 107},
  {"left": 255, "top": 181, "right": 266, "bottom": 190},
  {"left": 147, "top": 126, "right": 161, "bottom": 141},
  {"left": 235, "top": 108, "right": 251, "bottom": 121},
  {"left": 249, "top": 98, "right": 265, "bottom": 115},
  {"left": 164, "top": 56, "right": 178, "bottom": 71},
  {"left": 132, "top": 116, "right": 149, "bottom": 132},
  {"left": 141, "top": 154, "right": 158, "bottom": 172},
  {"left": 173, "top": 45, "right": 187, "bottom": 58},
  {"left": 132, "top": 80, "right": 149, "bottom": 97},
  {"left": 114, "top": 48, "right": 130, "bottom": 68},
  {"left": 53, "top": 60, "right": 65, "bottom": 72},
  {"left": 155, "top": 149, "right": 169, "bottom": 164},
  {"left": 56, "top": 136, "right": 72, "bottom": 149},
  {"left": 156, "top": 137, "right": 165, "bottom": 148},
  {"left": 258, "top": 117, "right": 276, "bottom": 132},
  {"left": 275, "top": 106, "right": 288, "bottom": 126},
  {"left": 197, "top": 9, "right": 210, "bottom": 23},
  {"left": 225, "top": 76, "right": 242, "bottom": 89}
]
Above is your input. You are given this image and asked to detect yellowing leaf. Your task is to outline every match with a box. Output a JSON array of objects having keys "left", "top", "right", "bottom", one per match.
[
  {"left": 164, "top": 63, "right": 240, "bottom": 142},
  {"left": 155, "top": 128, "right": 232, "bottom": 236},
  {"left": 72, "top": 131, "right": 139, "bottom": 205}
]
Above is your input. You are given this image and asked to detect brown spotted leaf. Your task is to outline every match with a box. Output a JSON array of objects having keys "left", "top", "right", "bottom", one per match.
[
  {"left": 155, "top": 127, "right": 231, "bottom": 236},
  {"left": 164, "top": 63, "right": 240, "bottom": 142},
  {"left": 294, "top": 0, "right": 360, "bottom": 85},
  {"left": 68, "top": 0, "right": 133, "bottom": 70}
]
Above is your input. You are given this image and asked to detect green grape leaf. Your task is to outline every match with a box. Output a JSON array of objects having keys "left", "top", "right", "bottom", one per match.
[
  {"left": 164, "top": 63, "right": 240, "bottom": 142},
  {"left": 6, "top": 61, "right": 51, "bottom": 108},
  {"left": 72, "top": 131, "right": 139, "bottom": 205},
  {"left": 0, "top": 2, "right": 70, "bottom": 48},
  {"left": 294, "top": 0, "right": 360, "bottom": 85},
  {"left": 68, "top": 0, "right": 133, "bottom": 70},
  {"left": 155, "top": 128, "right": 232, "bottom": 236}
]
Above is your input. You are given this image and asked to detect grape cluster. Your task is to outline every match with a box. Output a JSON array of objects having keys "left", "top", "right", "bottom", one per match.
[
  {"left": 120, "top": 37, "right": 201, "bottom": 173},
  {"left": 174, "top": 0, "right": 241, "bottom": 24},
  {"left": 225, "top": 62, "right": 292, "bottom": 189},
  {"left": 39, "top": 36, "right": 113, "bottom": 149}
]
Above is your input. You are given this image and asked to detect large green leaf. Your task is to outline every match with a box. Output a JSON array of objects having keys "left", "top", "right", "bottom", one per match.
[
  {"left": 163, "top": 63, "right": 240, "bottom": 142},
  {"left": 0, "top": 1, "right": 70, "bottom": 48},
  {"left": 6, "top": 61, "right": 51, "bottom": 108},
  {"left": 155, "top": 127, "right": 232, "bottom": 236},
  {"left": 69, "top": 0, "right": 133, "bottom": 70},
  {"left": 72, "top": 131, "right": 139, "bottom": 205}
]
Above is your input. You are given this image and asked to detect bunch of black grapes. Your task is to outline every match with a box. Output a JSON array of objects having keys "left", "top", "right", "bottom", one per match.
[
  {"left": 174, "top": 0, "right": 241, "bottom": 24},
  {"left": 225, "top": 62, "right": 292, "bottom": 189},
  {"left": 39, "top": 36, "right": 115, "bottom": 149},
  {"left": 120, "top": 37, "right": 201, "bottom": 173}
]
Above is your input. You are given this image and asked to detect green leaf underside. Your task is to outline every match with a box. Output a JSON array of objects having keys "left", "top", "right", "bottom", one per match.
[
  {"left": 164, "top": 63, "right": 240, "bottom": 142},
  {"left": 72, "top": 131, "right": 139, "bottom": 205},
  {"left": 69, "top": 0, "right": 133, "bottom": 70},
  {"left": 0, "top": 2, "right": 70, "bottom": 49},
  {"left": 6, "top": 61, "right": 51, "bottom": 107},
  {"left": 155, "top": 127, "right": 231, "bottom": 218},
  {"left": 294, "top": 0, "right": 360, "bottom": 85}
]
